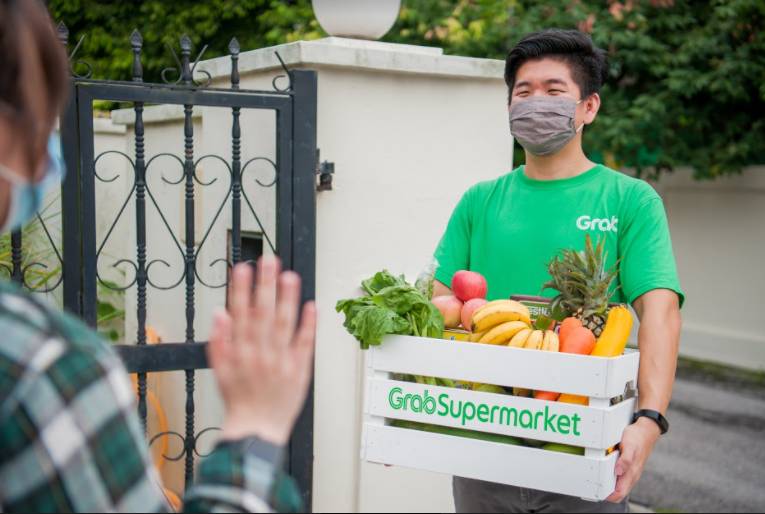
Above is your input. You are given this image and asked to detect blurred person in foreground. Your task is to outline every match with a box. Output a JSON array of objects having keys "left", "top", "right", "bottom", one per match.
[{"left": 0, "top": 1, "right": 316, "bottom": 512}]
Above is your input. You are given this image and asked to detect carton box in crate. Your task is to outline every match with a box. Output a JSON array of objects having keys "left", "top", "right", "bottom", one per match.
[{"left": 361, "top": 335, "right": 639, "bottom": 501}]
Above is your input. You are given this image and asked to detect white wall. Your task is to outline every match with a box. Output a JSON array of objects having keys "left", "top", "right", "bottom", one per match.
[
  {"left": 309, "top": 65, "right": 511, "bottom": 513},
  {"left": 653, "top": 166, "right": 765, "bottom": 371}
]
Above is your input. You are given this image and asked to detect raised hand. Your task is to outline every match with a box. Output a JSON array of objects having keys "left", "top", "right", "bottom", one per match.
[{"left": 208, "top": 256, "right": 316, "bottom": 445}]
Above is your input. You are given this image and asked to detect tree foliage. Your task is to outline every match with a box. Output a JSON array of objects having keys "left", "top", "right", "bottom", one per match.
[
  {"left": 48, "top": 0, "right": 323, "bottom": 84},
  {"left": 48, "top": 0, "right": 764, "bottom": 180}
]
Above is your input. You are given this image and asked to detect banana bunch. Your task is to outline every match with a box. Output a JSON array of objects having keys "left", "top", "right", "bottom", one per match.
[
  {"left": 507, "top": 328, "right": 559, "bottom": 351},
  {"left": 469, "top": 300, "right": 532, "bottom": 344},
  {"left": 472, "top": 300, "right": 532, "bottom": 334},
  {"left": 468, "top": 300, "right": 559, "bottom": 351}
]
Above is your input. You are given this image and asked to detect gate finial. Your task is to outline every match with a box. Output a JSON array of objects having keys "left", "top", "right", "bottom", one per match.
[
  {"left": 130, "top": 30, "right": 144, "bottom": 82},
  {"left": 229, "top": 38, "right": 240, "bottom": 90},
  {"left": 57, "top": 21, "right": 69, "bottom": 46},
  {"left": 180, "top": 35, "right": 193, "bottom": 85}
]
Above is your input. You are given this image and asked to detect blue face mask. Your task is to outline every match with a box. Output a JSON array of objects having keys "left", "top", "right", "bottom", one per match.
[{"left": 0, "top": 133, "right": 66, "bottom": 233}]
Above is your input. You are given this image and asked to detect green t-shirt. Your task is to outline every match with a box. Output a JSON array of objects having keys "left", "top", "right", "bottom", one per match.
[{"left": 434, "top": 164, "right": 684, "bottom": 306}]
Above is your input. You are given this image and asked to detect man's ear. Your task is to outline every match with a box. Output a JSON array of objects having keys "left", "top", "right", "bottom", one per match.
[{"left": 584, "top": 93, "right": 601, "bottom": 125}]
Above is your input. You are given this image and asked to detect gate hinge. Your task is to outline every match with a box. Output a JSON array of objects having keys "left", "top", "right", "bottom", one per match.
[{"left": 316, "top": 148, "right": 334, "bottom": 192}]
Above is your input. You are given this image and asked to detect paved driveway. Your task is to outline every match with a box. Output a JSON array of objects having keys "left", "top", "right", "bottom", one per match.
[{"left": 631, "top": 370, "right": 765, "bottom": 513}]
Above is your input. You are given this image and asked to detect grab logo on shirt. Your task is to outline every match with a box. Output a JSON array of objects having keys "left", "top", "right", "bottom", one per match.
[{"left": 576, "top": 215, "right": 619, "bottom": 233}]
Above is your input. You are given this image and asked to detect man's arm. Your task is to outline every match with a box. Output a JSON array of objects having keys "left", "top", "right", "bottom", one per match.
[
  {"left": 433, "top": 280, "right": 453, "bottom": 297},
  {"left": 606, "top": 288, "right": 681, "bottom": 503},
  {"left": 633, "top": 288, "right": 682, "bottom": 414}
]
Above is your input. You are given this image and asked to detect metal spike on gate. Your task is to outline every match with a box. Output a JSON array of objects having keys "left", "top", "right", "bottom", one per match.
[
  {"left": 229, "top": 38, "right": 240, "bottom": 90},
  {"left": 57, "top": 21, "right": 69, "bottom": 46},
  {"left": 180, "top": 35, "right": 193, "bottom": 85},
  {"left": 130, "top": 29, "right": 143, "bottom": 83}
]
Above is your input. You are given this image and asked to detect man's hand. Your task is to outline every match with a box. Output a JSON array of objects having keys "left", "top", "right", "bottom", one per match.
[
  {"left": 208, "top": 257, "right": 317, "bottom": 446},
  {"left": 607, "top": 417, "right": 661, "bottom": 503}
]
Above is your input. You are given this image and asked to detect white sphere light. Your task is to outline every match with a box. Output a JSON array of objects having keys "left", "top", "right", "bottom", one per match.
[{"left": 312, "top": 0, "right": 402, "bottom": 40}]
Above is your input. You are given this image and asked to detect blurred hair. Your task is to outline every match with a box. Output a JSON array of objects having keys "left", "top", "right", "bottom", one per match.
[
  {"left": 0, "top": 0, "right": 69, "bottom": 167},
  {"left": 505, "top": 29, "right": 608, "bottom": 103}
]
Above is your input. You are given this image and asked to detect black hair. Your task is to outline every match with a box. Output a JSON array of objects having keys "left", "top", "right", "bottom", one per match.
[
  {"left": 0, "top": 0, "right": 69, "bottom": 170},
  {"left": 504, "top": 29, "right": 608, "bottom": 103}
]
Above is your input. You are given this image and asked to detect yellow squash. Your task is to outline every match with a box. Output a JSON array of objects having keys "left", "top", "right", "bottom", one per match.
[{"left": 590, "top": 306, "right": 634, "bottom": 357}]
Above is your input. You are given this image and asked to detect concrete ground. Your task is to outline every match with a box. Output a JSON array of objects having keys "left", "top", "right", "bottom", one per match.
[{"left": 630, "top": 364, "right": 765, "bottom": 513}]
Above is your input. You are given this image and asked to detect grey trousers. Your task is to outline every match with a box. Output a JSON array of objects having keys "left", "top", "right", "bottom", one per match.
[{"left": 453, "top": 476, "right": 630, "bottom": 514}]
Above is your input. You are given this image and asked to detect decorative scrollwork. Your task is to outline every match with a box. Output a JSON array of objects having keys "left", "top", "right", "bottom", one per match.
[
  {"left": 192, "top": 156, "right": 233, "bottom": 288},
  {"left": 94, "top": 150, "right": 138, "bottom": 292},
  {"left": 149, "top": 430, "right": 187, "bottom": 462},
  {"left": 189, "top": 45, "right": 213, "bottom": 89},
  {"left": 161, "top": 38, "right": 213, "bottom": 88},
  {"left": 21, "top": 262, "right": 63, "bottom": 294},
  {"left": 94, "top": 150, "right": 135, "bottom": 183},
  {"left": 7, "top": 209, "right": 66, "bottom": 294},
  {"left": 193, "top": 154, "right": 231, "bottom": 186},
  {"left": 104, "top": 259, "right": 139, "bottom": 291},
  {"left": 272, "top": 51, "right": 293, "bottom": 93},
  {"left": 57, "top": 22, "right": 94, "bottom": 79},
  {"left": 149, "top": 426, "right": 222, "bottom": 462},
  {"left": 193, "top": 427, "right": 222, "bottom": 458},
  {"left": 239, "top": 158, "right": 278, "bottom": 253},
  {"left": 141, "top": 156, "right": 188, "bottom": 291},
  {"left": 241, "top": 156, "right": 278, "bottom": 188},
  {"left": 144, "top": 258, "right": 181, "bottom": 291},
  {"left": 67, "top": 34, "right": 93, "bottom": 79},
  {"left": 160, "top": 42, "right": 184, "bottom": 85},
  {"left": 146, "top": 153, "right": 185, "bottom": 186}
]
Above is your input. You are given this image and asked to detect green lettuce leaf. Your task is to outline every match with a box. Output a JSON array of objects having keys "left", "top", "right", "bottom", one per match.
[{"left": 337, "top": 269, "right": 445, "bottom": 349}]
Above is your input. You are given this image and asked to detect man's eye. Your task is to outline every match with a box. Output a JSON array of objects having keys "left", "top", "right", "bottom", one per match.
[{"left": 549, "top": 90, "right": 564, "bottom": 94}]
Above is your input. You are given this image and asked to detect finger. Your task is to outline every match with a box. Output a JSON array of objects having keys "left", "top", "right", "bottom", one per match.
[
  {"left": 251, "top": 256, "right": 280, "bottom": 344},
  {"left": 230, "top": 263, "right": 254, "bottom": 347},
  {"left": 614, "top": 448, "right": 634, "bottom": 477},
  {"left": 292, "top": 301, "right": 317, "bottom": 371},
  {"left": 273, "top": 271, "right": 301, "bottom": 347},
  {"left": 607, "top": 468, "right": 637, "bottom": 504},
  {"left": 606, "top": 474, "right": 628, "bottom": 503},
  {"left": 208, "top": 309, "right": 233, "bottom": 376}
]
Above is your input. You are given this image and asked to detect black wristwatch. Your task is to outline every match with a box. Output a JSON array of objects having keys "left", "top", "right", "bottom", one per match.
[{"left": 633, "top": 409, "right": 669, "bottom": 435}]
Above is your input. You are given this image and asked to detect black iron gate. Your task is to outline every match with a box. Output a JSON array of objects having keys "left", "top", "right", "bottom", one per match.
[{"left": 6, "top": 23, "right": 316, "bottom": 507}]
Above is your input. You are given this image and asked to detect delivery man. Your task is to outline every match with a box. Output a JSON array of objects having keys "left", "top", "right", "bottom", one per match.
[{"left": 433, "top": 28, "right": 683, "bottom": 513}]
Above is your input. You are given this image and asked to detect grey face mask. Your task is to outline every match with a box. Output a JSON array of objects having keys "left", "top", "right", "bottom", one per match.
[{"left": 509, "top": 97, "right": 584, "bottom": 156}]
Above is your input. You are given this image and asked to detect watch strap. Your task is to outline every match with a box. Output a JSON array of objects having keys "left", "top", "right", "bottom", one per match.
[{"left": 633, "top": 409, "right": 669, "bottom": 435}]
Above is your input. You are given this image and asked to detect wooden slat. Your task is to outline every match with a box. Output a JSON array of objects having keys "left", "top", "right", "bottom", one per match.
[
  {"left": 369, "top": 336, "right": 639, "bottom": 398},
  {"left": 366, "top": 378, "right": 635, "bottom": 449},
  {"left": 363, "top": 424, "right": 618, "bottom": 501}
]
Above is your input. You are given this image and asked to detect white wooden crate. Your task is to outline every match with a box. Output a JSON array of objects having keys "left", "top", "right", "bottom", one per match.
[{"left": 361, "top": 335, "right": 640, "bottom": 501}]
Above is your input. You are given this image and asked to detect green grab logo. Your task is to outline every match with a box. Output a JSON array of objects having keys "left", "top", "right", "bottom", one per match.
[{"left": 388, "top": 387, "right": 582, "bottom": 437}]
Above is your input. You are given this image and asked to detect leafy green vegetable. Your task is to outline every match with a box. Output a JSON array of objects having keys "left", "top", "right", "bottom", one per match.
[
  {"left": 336, "top": 270, "right": 444, "bottom": 349},
  {"left": 361, "top": 270, "right": 407, "bottom": 295}
]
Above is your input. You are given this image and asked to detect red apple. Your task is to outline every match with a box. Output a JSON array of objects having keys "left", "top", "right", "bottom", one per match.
[
  {"left": 451, "top": 270, "right": 488, "bottom": 302},
  {"left": 461, "top": 298, "right": 488, "bottom": 331},
  {"left": 431, "top": 295, "right": 463, "bottom": 329}
]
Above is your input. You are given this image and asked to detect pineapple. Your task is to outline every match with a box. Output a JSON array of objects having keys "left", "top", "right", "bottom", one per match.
[{"left": 543, "top": 235, "right": 619, "bottom": 338}]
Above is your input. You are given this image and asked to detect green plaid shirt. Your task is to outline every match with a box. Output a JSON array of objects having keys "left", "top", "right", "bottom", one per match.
[{"left": 0, "top": 282, "right": 302, "bottom": 513}]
